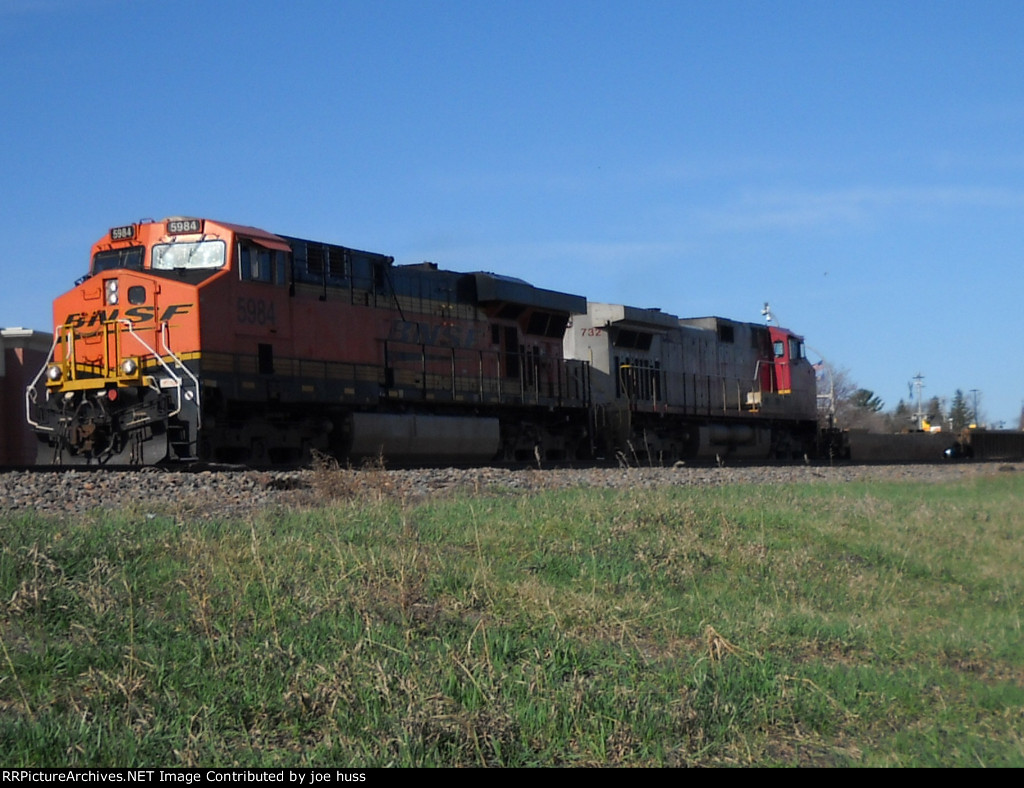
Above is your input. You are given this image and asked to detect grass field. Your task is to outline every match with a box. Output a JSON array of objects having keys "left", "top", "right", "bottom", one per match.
[{"left": 2, "top": 470, "right": 1022, "bottom": 766}]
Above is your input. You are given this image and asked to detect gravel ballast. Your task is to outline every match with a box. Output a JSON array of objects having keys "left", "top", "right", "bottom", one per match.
[{"left": 0, "top": 462, "right": 1016, "bottom": 520}]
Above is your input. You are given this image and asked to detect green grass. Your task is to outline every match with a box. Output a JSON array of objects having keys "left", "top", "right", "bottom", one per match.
[{"left": 2, "top": 472, "right": 1023, "bottom": 766}]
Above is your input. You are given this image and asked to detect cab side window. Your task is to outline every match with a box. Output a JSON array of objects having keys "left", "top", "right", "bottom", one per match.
[{"left": 240, "top": 244, "right": 288, "bottom": 284}]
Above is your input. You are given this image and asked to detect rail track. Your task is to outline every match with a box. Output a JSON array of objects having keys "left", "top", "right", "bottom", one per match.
[{"left": 1, "top": 460, "right": 1018, "bottom": 521}]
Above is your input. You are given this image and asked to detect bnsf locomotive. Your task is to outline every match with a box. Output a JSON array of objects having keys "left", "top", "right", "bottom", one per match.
[{"left": 26, "top": 217, "right": 817, "bottom": 465}]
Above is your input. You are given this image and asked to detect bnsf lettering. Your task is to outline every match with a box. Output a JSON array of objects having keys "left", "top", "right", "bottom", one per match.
[
  {"left": 88, "top": 309, "right": 116, "bottom": 327},
  {"left": 158, "top": 304, "right": 192, "bottom": 321},
  {"left": 388, "top": 320, "right": 478, "bottom": 348},
  {"left": 125, "top": 306, "right": 157, "bottom": 322},
  {"left": 63, "top": 303, "right": 192, "bottom": 328}
]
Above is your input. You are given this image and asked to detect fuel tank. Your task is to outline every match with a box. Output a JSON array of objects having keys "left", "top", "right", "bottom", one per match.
[{"left": 344, "top": 412, "right": 501, "bottom": 463}]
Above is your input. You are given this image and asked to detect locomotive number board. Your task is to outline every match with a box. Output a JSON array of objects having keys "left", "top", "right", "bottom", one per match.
[
  {"left": 166, "top": 218, "right": 203, "bottom": 235},
  {"left": 110, "top": 225, "right": 136, "bottom": 241}
]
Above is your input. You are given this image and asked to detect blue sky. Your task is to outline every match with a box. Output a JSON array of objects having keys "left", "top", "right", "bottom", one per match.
[{"left": 2, "top": 0, "right": 1022, "bottom": 426}]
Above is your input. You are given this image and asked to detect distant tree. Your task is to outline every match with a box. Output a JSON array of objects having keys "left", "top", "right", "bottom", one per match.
[
  {"left": 883, "top": 398, "right": 916, "bottom": 432},
  {"left": 816, "top": 363, "right": 851, "bottom": 427},
  {"left": 852, "top": 389, "right": 884, "bottom": 413},
  {"left": 815, "top": 363, "right": 846, "bottom": 428},
  {"left": 949, "top": 389, "right": 971, "bottom": 432},
  {"left": 925, "top": 396, "right": 946, "bottom": 428},
  {"left": 817, "top": 364, "right": 887, "bottom": 431}
]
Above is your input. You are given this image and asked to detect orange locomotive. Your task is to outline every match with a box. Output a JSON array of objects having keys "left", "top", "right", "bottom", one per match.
[{"left": 27, "top": 217, "right": 591, "bottom": 465}]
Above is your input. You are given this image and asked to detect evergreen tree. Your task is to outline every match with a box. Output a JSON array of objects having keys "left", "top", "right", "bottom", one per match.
[
  {"left": 853, "top": 389, "right": 884, "bottom": 412},
  {"left": 949, "top": 389, "right": 971, "bottom": 431},
  {"left": 886, "top": 399, "right": 916, "bottom": 432}
]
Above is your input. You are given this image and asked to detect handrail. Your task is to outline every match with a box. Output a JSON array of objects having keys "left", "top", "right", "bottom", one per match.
[
  {"left": 159, "top": 322, "right": 202, "bottom": 429},
  {"left": 24, "top": 327, "right": 63, "bottom": 432},
  {"left": 118, "top": 320, "right": 183, "bottom": 419}
]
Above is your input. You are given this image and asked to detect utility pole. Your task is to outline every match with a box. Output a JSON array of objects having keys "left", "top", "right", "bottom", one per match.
[
  {"left": 808, "top": 345, "right": 834, "bottom": 428},
  {"left": 969, "top": 388, "right": 980, "bottom": 428},
  {"left": 912, "top": 373, "right": 926, "bottom": 431}
]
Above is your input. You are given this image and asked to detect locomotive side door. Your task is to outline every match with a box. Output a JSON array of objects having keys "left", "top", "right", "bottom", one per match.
[{"left": 754, "top": 326, "right": 778, "bottom": 394}]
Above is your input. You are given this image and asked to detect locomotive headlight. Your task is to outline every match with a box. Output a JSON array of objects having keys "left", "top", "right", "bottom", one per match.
[
  {"left": 121, "top": 358, "right": 138, "bottom": 376},
  {"left": 104, "top": 279, "right": 119, "bottom": 305},
  {"left": 46, "top": 364, "right": 63, "bottom": 382}
]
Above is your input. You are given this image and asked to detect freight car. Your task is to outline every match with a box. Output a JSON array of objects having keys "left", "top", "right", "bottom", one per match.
[{"left": 26, "top": 217, "right": 818, "bottom": 466}]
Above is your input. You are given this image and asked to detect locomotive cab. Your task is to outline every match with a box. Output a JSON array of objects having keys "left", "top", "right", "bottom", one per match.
[{"left": 747, "top": 325, "right": 816, "bottom": 418}]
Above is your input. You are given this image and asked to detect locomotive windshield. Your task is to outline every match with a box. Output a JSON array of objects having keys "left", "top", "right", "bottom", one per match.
[
  {"left": 152, "top": 240, "right": 226, "bottom": 271},
  {"left": 93, "top": 246, "right": 144, "bottom": 273}
]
